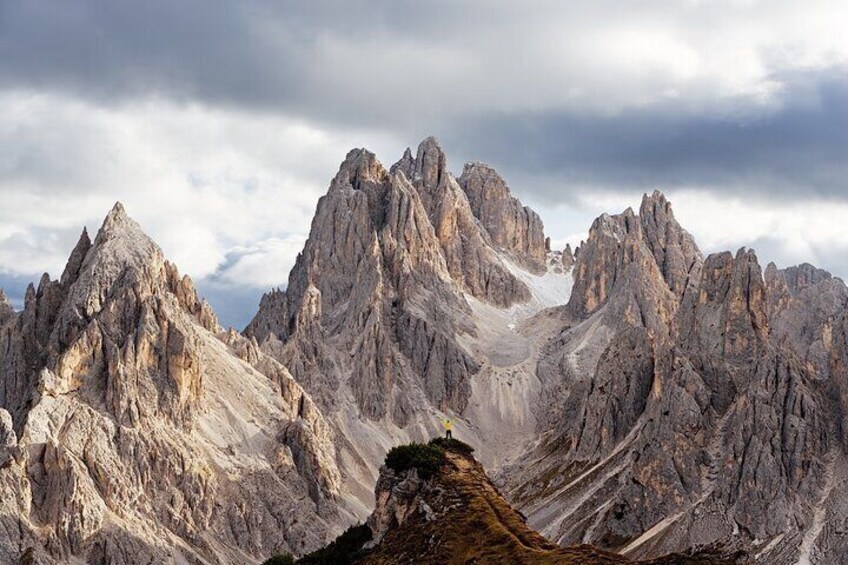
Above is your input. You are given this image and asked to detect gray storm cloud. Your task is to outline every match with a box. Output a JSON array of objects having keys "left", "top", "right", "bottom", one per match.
[{"left": 0, "top": 0, "right": 846, "bottom": 327}]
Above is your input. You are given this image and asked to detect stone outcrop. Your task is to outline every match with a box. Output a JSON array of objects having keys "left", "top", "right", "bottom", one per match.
[
  {"left": 562, "top": 243, "right": 575, "bottom": 270},
  {"left": 0, "top": 409, "right": 15, "bottom": 468},
  {"left": 0, "top": 290, "right": 13, "bottom": 326},
  {"left": 565, "top": 206, "right": 679, "bottom": 345},
  {"left": 779, "top": 263, "right": 833, "bottom": 295},
  {"left": 765, "top": 263, "right": 847, "bottom": 381},
  {"left": 567, "top": 191, "right": 702, "bottom": 327},
  {"left": 639, "top": 191, "right": 702, "bottom": 298},
  {"left": 677, "top": 249, "right": 770, "bottom": 411},
  {"left": 393, "top": 137, "right": 531, "bottom": 306},
  {"left": 362, "top": 443, "right": 640, "bottom": 564}
]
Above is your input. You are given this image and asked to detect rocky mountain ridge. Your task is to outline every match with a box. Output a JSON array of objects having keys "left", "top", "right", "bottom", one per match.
[
  {"left": 502, "top": 193, "right": 848, "bottom": 563},
  {"left": 2, "top": 137, "right": 848, "bottom": 564}
]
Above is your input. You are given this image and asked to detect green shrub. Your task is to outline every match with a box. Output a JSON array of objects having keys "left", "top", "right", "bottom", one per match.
[
  {"left": 297, "top": 523, "right": 372, "bottom": 565},
  {"left": 384, "top": 442, "right": 445, "bottom": 480},
  {"left": 429, "top": 437, "right": 475, "bottom": 455},
  {"left": 262, "top": 553, "right": 295, "bottom": 565}
]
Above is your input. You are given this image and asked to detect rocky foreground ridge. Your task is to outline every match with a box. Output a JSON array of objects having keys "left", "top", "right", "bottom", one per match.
[
  {"left": 2, "top": 137, "right": 848, "bottom": 564},
  {"left": 348, "top": 440, "right": 744, "bottom": 564}
]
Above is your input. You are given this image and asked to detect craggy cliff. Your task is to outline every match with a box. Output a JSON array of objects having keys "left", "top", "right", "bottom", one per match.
[{"left": 0, "top": 205, "right": 346, "bottom": 563}]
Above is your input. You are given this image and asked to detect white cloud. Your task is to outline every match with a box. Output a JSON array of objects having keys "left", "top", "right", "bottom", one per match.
[
  {"left": 0, "top": 91, "right": 401, "bottom": 289},
  {"left": 669, "top": 189, "right": 848, "bottom": 270},
  {"left": 215, "top": 235, "right": 308, "bottom": 289}
]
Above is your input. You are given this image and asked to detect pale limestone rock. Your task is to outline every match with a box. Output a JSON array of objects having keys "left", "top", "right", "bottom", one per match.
[
  {"left": 0, "top": 409, "right": 15, "bottom": 468},
  {"left": 504, "top": 194, "right": 841, "bottom": 564},
  {"left": 392, "top": 137, "right": 531, "bottom": 307},
  {"left": 0, "top": 289, "right": 13, "bottom": 326},
  {"left": 562, "top": 243, "right": 574, "bottom": 270},
  {"left": 365, "top": 466, "right": 425, "bottom": 547},
  {"left": 0, "top": 203, "right": 348, "bottom": 563},
  {"left": 458, "top": 161, "right": 547, "bottom": 272},
  {"left": 247, "top": 144, "right": 482, "bottom": 425}
]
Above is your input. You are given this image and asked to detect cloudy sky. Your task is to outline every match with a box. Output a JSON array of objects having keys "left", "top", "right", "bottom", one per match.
[{"left": 1, "top": 1, "right": 846, "bottom": 328}]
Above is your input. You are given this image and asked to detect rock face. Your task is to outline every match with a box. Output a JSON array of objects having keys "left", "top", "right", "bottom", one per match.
[
  {"left": 502, "top": 193, "right": 847, "bottom": 564},
  {"left": 458, "top": 161, "right": 547, "bottom": 272},
  {"left": 246, "top": 143, "right": 482, "bottom": 423},
  {"left": 639, "top": 190, "right": 702, "bottom": 298},
  {"left": 764, "top": 262, "right": 847, "bottom": 381},
  {"left": 0, "top": 290, "right": 13, "bottom": 326},
  {"left": 0, "top": 408, "right": 15, "bottom": 468},
  {"left": 0, "top": 204, "right": 348, "bottom": 563},
  {"left": 391, "top": 137, "right": 532, "bottom": 306},
  {"left": 562, "top": 243, "right": 575, "bottom": 270}
]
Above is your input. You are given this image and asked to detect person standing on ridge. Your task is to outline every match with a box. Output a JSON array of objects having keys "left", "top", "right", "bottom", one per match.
[{"left": 443, "top": 418, "right": 453, "bottom": 439}]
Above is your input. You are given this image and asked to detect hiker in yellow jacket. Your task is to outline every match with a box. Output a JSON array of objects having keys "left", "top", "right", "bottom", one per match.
[{"left": 443, "top": 418, "right": 453, "bottom": 440}]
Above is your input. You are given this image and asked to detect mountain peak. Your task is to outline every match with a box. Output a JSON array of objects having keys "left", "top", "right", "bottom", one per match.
[
  {"left": 638, "top": 190, "right": 703, "bottom": 297},
  {"left": 95, "top": 201, "right": 153, "bottom": 249},
  {"left": 108, "top": 200, "right": 127, "bottom": 217},
  {"left": 333, "top": 147, "right": 388, "bottom": 189},
  {"left": 389, "top": 146, "right": 415, "bottom": 179},
  {"left": 417, "top": 135, "right": 442, "bottom": 152},
  {"left": 639, "top": 190, "right": 676, "bottom": 225},
  {"left": 100, "top": 201, "right": 134, "bottom": 231},
  {"left": 642, "top": 189, "right": 670, "bottom": 204},
  {"left": 60, "top": 227, "right": 92, "bottom": 287},
  {"left": 457, "top": 160, "right": 548, "bottom": 272},
  {"left": 48, "top": 203, "right": 165, "bottom": 323},
  {"left": 413, "top": 136, "right": 446, "bottom": 188},
  {"left": 94, "top": 202, "right": 157, "bottom": 249}
]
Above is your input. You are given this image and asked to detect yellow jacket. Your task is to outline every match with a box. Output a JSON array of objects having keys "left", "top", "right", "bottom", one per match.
[{"left": 443, "top": 419, "right": 453, "bottom": 431}]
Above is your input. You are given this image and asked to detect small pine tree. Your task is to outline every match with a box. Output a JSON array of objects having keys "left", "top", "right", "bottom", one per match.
[{"left": 384, "top": 443, "right": 445, "bottom": 480}]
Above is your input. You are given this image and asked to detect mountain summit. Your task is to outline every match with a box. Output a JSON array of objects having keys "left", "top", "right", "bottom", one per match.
[{"left": 0, "top": 203, "right": 347, "bottom": 563}]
